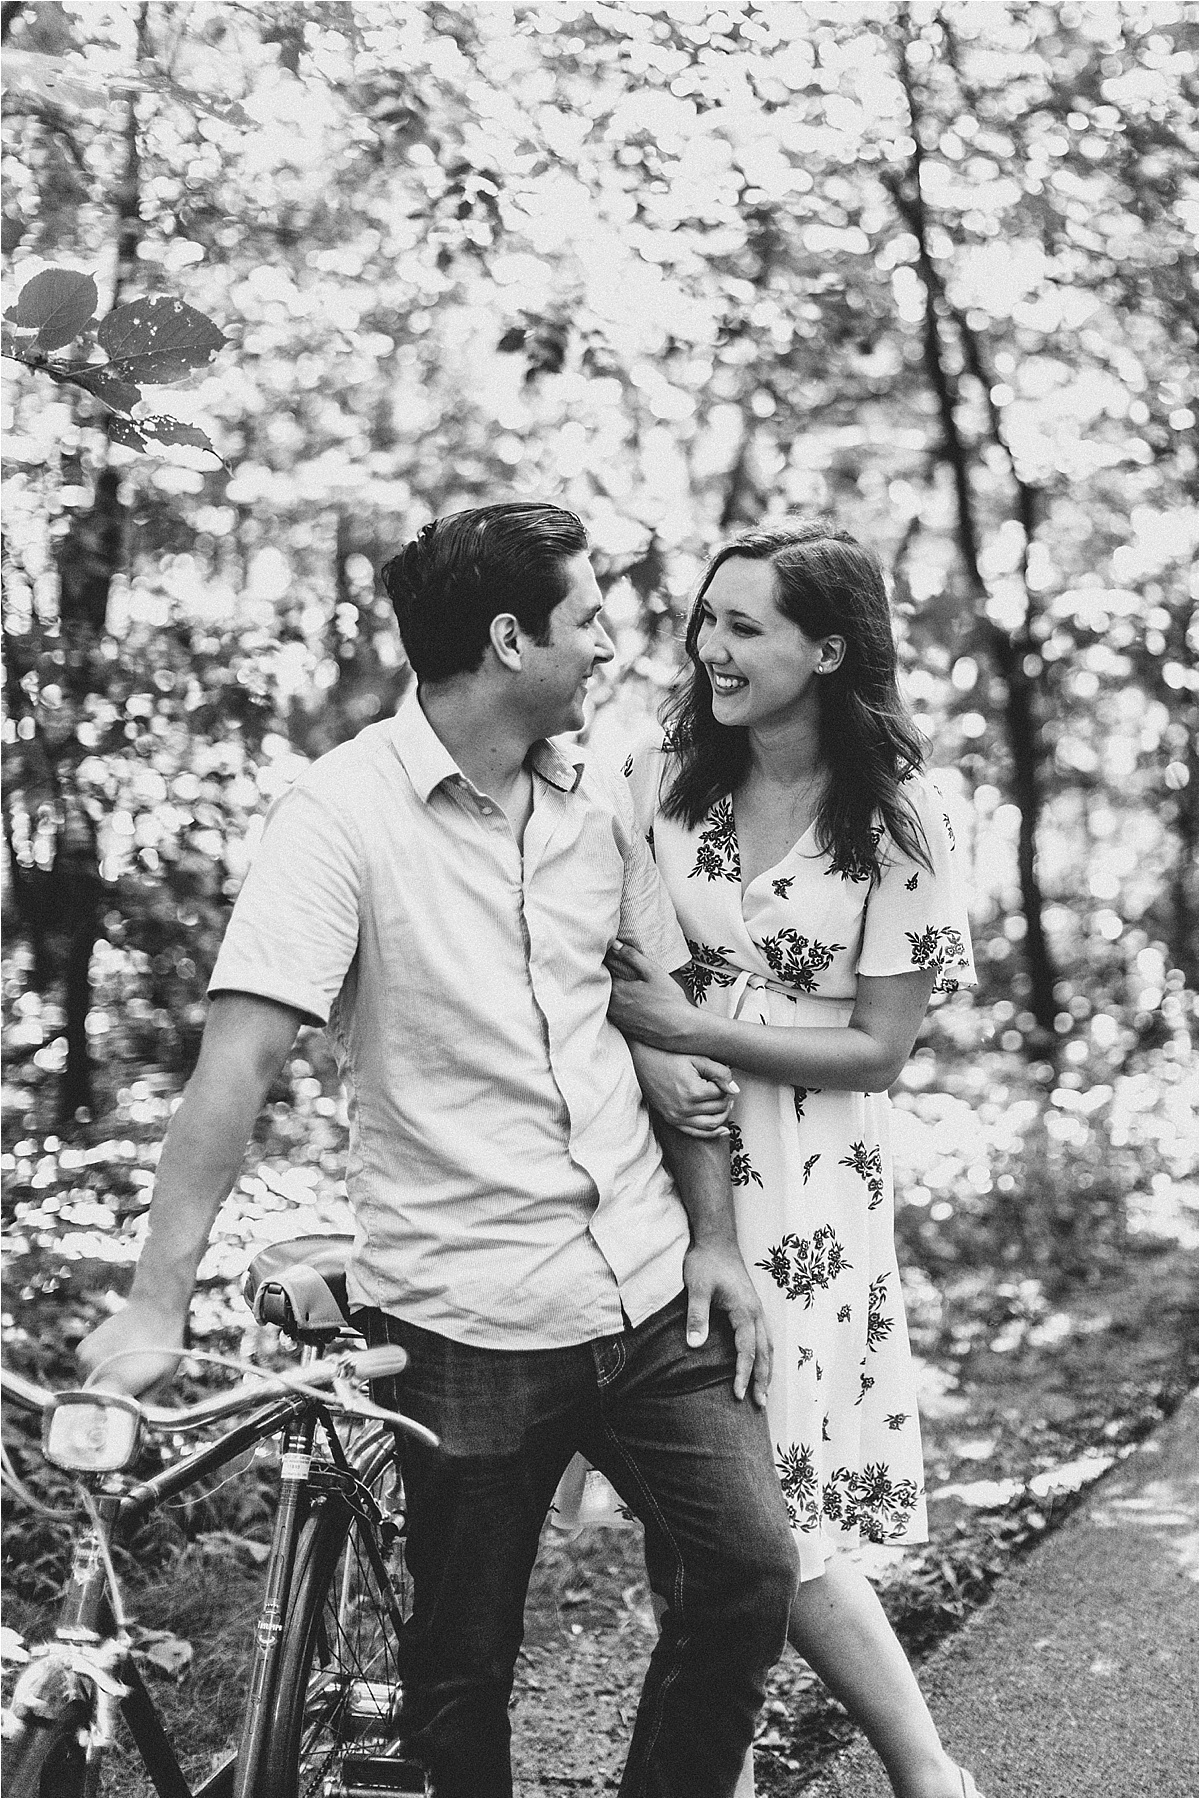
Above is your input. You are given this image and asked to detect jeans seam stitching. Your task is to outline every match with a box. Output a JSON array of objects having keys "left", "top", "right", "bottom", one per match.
[
  {"left": 596, "top": 1416, "right": 687, "bottom": 1776},
  {"left": 594, "top": 1340, "right": 625, "bottom": 1389}
]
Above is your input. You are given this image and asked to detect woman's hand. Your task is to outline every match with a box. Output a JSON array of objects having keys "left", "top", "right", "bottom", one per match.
[
  {"left": 628, "top": 1041, "right": 739, "bottom": 1138},
  {"left": 606, "top": 940, "right": 704, "bottom": 1052}
]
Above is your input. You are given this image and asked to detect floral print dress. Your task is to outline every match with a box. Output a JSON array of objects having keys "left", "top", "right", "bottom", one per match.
[{"left": 629, "top": 749, "right": 976, "bottom": 1580}]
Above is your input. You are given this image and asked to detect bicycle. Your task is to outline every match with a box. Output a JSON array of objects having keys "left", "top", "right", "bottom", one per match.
[{"left": 1, "top": 1234, "right": 437, "bottom": 1797}]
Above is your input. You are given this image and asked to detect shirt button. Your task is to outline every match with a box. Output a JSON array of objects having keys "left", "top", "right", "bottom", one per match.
[{"left": 480, "top": 804, "right": 493, "bottom": 816}]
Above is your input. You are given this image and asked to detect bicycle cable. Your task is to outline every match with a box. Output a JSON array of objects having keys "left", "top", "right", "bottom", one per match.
[
  {"left": 80, "top": 1488, "right": 131, "bottom": 1635},
  {"left": 0, "top": 1440, "right": 76, "bottom": 1522},
  {"left": 161, "top": 1443, "right": 259, "bottom": 1510}
]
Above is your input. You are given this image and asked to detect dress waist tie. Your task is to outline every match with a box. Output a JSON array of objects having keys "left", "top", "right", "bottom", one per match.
[{"left": 692, "top": 959, "right": 854, "bottom": 1020}]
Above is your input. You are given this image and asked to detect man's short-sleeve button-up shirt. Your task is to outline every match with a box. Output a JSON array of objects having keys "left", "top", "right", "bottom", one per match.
[{"left": 209, "top": 689, "right": 692, "bottom": 1348}]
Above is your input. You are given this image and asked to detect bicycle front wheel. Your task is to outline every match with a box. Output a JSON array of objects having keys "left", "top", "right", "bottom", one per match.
[{"left": 259, "top": 1425, "right": 424, "bottom": 1796}]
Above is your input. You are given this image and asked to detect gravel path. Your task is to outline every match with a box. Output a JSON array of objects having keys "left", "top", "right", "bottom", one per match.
[{"left": 804, "top": 1390, "right": 1199, "bottom": 1799}]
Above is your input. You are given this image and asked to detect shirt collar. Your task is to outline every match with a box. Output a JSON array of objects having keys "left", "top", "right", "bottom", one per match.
[
  {"left": 530, "top": 737, "right": 584, "bottom": 794},
  {"left": 390, "top": 686, "right": 583, "bottom": 802},
  {"left": 389, "top": 687, "right": 463, "bottom": 802}
]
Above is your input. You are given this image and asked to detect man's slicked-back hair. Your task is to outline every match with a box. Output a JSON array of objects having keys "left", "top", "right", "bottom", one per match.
[{"left": 379, "top": 502, "right": 589, "bottom": 684}]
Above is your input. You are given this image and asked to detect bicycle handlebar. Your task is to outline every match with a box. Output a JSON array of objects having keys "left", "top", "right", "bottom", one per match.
[
  {"left": 0, "top": 1347, "right": 438, "bottom": 1448},
  {"left": 0, "top": 1365, "right": 51, "bottom": 1415}
]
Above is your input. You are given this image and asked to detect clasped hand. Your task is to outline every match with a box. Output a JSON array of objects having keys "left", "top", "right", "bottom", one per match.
[
  {"left": 609, "top": 942, "right": 737, "bottom": 1137},
  {"left": 627, "top": 1043, "right": 738, "bottom": 1138}
]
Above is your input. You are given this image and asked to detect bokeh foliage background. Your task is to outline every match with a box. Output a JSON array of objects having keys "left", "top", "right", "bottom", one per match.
[
  {"left": 2, "top": 7, "right": 1197, "bottom": 1786},
  {"left": 2, "top": 0, "right": 1196, "bottom": 1371}
]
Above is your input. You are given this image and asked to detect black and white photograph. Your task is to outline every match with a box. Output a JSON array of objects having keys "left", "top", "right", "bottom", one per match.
[{"left": 1, "top": 4, "right": 1196, "bottom": 1795}]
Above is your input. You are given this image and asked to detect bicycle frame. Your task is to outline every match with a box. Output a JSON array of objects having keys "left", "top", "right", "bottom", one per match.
[{"left": 24, "top": 1367, "right": 384, "bottom": 1798}]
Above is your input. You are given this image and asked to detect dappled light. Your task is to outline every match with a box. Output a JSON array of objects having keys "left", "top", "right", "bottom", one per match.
[{"left": 1, "top": 2, "right": 1196, "bottom": 1792}]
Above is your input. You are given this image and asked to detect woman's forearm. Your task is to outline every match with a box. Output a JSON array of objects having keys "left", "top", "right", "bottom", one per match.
[
  {"left": 687, "top": 1012, "right": 901, "bottom": 1091},
  {"left": 608, "top": 948, "right": 934, "bottom": 1095}
]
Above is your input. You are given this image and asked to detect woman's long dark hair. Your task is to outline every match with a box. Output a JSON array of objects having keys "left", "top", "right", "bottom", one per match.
[{"left": 660, "top": 522, "right": 932, "bottom": 884}]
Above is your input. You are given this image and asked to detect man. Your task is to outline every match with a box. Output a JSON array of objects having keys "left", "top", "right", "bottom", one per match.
[{"left": 79, "top": 503, "right": 797, "bottom": 1797}]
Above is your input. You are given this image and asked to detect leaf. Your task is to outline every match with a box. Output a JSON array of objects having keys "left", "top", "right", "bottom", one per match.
[
  {"left": 98, "top": 296, "right": 226, "bottom": 384},
  {"left": 72, "top": 366, "right": 142, "bottom": 414},
  {"left": 154, "top": 71, "right": 251, "bottom": 130},
  {"left": 137, "top": 416, "right": 219, "bottom": 456},
  {"left": 136, "top": 1634, "right": 193, "bottom": 1678},
  {"left": 106, "top": 416, "right": 149, "bottom": 454},
  {"left": 3, "top": 269, "right": 97, "bottom": 352},
  {"left": 1, "top": 50, "right": 112, "bottom": 116}
]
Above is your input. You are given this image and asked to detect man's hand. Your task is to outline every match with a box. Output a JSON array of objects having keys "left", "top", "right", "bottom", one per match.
[
  {"left": 77, "top": 1298, "right": 187, "bottom": 1397},
  {"left": 682, "top": 1238, "right": 772, "bottom": 1409}
]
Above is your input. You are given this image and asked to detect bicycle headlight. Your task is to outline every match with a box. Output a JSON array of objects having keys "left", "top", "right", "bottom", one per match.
[{"left": 43, "top": 1393, "right": 143, "bottom": 1473}]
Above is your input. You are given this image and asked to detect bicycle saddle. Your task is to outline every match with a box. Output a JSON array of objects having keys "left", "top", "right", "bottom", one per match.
[{"left": 243, "top": 1235, "right": 356, "bottom": 1340}]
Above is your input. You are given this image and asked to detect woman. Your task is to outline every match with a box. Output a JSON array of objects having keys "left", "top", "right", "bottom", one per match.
[{"left": 609, "top": 523, "right": 979, "bottom": 1799}]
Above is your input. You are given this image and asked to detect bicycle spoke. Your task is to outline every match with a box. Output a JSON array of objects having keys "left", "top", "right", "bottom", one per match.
[{"left": 296, "top": 1518, "right": 402, "bottom": 1790}]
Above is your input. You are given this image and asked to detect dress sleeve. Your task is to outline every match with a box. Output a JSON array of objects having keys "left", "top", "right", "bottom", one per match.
[
  {"left": 617, "top": 724, "right": 670, "bottom": 845},
  {"left": 584, "top": 749, "right": 688, "bottom": 973},
  {"left": 613, "top": 796, "right": 690, "bottom": 976},
  {"left": 857, "top": 775, "right": 976, "bottom": 993}
]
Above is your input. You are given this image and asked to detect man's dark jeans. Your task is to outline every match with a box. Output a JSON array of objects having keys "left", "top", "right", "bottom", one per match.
[{"left": 360, "top": 1291, "right": 797, "bottom": 1798}]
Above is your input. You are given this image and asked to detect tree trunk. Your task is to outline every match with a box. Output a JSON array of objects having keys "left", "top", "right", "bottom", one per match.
[
  {"left": 332, "top": 509, "right": 354, "bottom": 678},
  {"left": 888, "top": 17, "right": 1058, "bottom": 1037},
  {"left": 1169, "top": 729, "right": 1198, "bottom": 986},
  {"left": 716, "top": 214, "right": 778, "bottom": 533},
  {"left": 49, "top": 5, "right": 147, "bottom": 1122},
  {"left": 60, "top": 800, "right": 103, "bottom": 1121},
  {"left": 718, "top": 425, "right": 756, "bottom": 532},
  {"left": 1, "top": 606, "right": 57, "bottom": 993}
]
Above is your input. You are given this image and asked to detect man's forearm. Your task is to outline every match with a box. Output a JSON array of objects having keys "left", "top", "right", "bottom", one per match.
[
  {"left": 652, "top": 1110, "right": 772, "bottom": 1402},
  {"left": 128, "top": 995, "right": 303, "bottom": 1314},
  {"left": 651, "top": 1116, "right": 737, "bottom": 1245},
  {"left": 78, "top": 995, "right": 304, "bottom": 1391},
  {"left": 129, "top": 1082, "right": 268, "bottom": 1312}
]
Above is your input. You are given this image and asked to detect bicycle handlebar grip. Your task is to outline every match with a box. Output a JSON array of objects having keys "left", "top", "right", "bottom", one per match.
[{"left": 348, "top": 1345, "right": 409, "bottom": 1381}]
